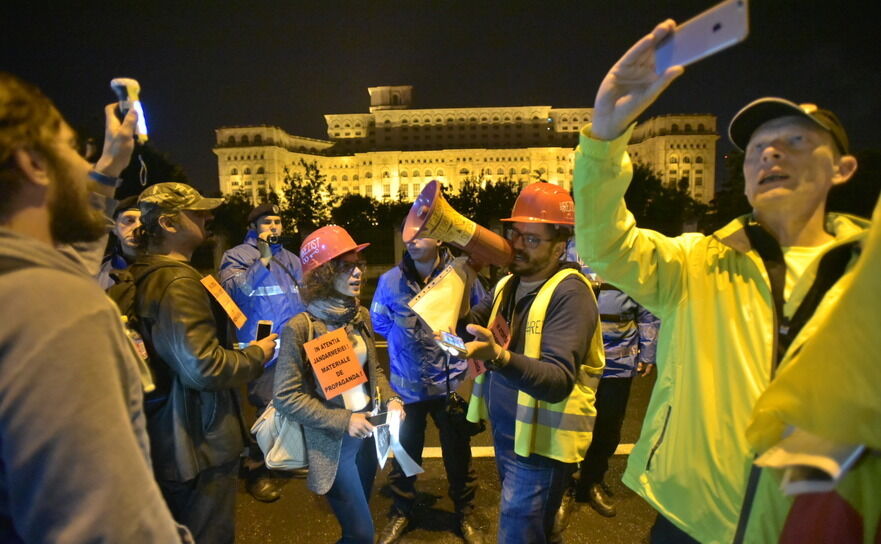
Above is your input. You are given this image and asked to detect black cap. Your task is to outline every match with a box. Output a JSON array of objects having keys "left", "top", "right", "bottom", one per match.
[
  {"left": 728, "top": 97, "right": 849, "bottom": 154},
  {"left": 112, "top": 195, "right": 140, "bottom": 219},
  {"left": 247, "top": 203, "right": 281, "bottom": 224}
]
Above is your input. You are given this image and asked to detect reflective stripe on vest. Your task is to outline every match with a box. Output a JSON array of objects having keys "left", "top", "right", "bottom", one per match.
[{"left": 467, "top": 268, "right": 605, "bottom": 463}]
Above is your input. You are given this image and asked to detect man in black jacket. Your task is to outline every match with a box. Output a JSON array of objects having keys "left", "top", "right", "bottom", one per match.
[{"left": 133, "top": 182, "right": 277, "bottom": 543}]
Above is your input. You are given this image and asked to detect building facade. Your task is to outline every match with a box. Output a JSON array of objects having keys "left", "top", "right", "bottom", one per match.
[{"left": 214, "top": 85, "right": 718, "bottom": 204}]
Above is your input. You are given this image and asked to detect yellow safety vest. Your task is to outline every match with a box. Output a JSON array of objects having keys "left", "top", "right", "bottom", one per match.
[{"left": 467, "top": 268, "right": 605, "bottom": 463}]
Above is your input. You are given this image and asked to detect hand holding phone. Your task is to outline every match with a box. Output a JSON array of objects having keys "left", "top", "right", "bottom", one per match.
[
  {"left": 654, "top": 0, "right": 749, "bottom": 75},
  {"left": 256, "top": 320, "right": 273, "bottom": 340},
  {"left": 110, "top": 78, "right": 149, "bottom": 142},
  {"left": 437, "top": 331, "right": 468, "bottom": 357}
]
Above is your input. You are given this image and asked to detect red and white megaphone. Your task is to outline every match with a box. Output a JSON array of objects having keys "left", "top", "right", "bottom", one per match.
[{"left": 403, "top": 180, "right": 512, "bottom": 268}]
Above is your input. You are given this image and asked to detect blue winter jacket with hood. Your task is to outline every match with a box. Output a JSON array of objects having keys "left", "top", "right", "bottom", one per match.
[
  {"left": 219, "top": 231, "right": 305, "bottom": 367},
  {"left": 371, "top": 249, "right": 486, "bottom": 404}
]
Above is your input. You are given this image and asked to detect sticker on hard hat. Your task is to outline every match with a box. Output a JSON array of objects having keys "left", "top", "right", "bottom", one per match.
[
  {"left": 559, "top": 202, "right": 574, "bottom": 214},
  {"left": 301, "top": 237, "right": 322, "bottom": 266}
]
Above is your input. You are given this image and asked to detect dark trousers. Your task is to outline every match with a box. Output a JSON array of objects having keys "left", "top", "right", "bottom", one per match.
[
  {"left": 650, "top": 514, "right": 701, "bottom": 544},
  {"left": 325, "top": 433, "right": 379, "bottom": 544},
  {"left": 575, "top": 376, "right": 633, "bottom": 500},
  {"left": 386, "top": 397, "right": 477, "bottom": 517},
  {"left": 158, "top": 459, "right": 238, "bottom": 544}
]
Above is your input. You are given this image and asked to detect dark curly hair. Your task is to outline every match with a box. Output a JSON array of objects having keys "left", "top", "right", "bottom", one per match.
[{"left": 301, "top": 259, "right": 343, "bottom": 303}]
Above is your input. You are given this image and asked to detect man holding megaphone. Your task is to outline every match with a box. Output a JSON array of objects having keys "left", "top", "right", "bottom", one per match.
[{"left": 456, "top": 183, "right": 605, "bottom": 544}]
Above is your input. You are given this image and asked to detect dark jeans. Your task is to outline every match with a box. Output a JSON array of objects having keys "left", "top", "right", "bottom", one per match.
[
  {"left": 650, "top": 514, "right": 701, "bottom": 544},
  {"left": 157, "top": 459, "right": 238, "bottom": 544},
  {"left": 325, "top": 433, "right": 379, "bottom": 544},
  {"left": 575, "top": 376, "right": 633, "bottom": 500},
  {"left": 386, "top": 396, "right": 477, "bottom": 517},
  {"left": 494, "top": 446, "right": 576, "bottom": 544}
]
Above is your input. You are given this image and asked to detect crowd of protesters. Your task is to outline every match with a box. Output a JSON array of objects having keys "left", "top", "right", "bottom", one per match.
[{"left": 2, "top": 15, "right": 879, "bottom": 544}]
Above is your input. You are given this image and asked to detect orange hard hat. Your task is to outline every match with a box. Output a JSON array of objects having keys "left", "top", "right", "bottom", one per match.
[
  {"left": 299, "top": 225, "right": 370, "bottom": 275},
  {"left": 501, "top": 182, "right": 575, "bottom": 225}
]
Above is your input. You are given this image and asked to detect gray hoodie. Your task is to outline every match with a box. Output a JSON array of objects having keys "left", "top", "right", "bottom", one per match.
[{"left": 0, "top": 228, "right": 187, "bottom": 543}]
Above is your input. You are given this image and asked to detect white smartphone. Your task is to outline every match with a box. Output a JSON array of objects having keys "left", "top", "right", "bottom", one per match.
[
  {"left": 655, "top": 0, "right": 750, "bottom": 75},
  {"left": 437, "top": 331, "right": 468, "bottom": 357},
  {"left": 256, "top": 320, "right": 273, "bottom": 340},
  {"left": 110, "top": 78, "right": 149, "bottom": 141}
]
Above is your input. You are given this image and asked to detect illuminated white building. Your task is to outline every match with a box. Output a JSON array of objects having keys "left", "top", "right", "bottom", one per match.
[{"left": 214, "top": 85, "right": 717, "bottom": 203}]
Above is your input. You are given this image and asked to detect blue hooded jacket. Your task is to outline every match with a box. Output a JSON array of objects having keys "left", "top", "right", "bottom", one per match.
[
  {"left": 370, "top": 249, "right": 486, "bottom": 404},
  {"left": 219, "top": 231, "right": 305, "bottom": 368}
]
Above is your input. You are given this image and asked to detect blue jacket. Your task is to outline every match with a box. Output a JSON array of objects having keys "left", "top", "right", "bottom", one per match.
[
  {"left": 596, "top": 284, "right": 659, "bottom": 378},
  {"left": 219, "top": 231, "right": 305, "bottom": 367},
  {"left": 370, "top": 250, "right": 486, "bottom": 404}
]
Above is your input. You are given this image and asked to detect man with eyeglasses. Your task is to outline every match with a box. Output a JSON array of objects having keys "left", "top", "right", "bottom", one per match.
[{"left": 459, "top": 182, "right": 605, "bottom": 544}]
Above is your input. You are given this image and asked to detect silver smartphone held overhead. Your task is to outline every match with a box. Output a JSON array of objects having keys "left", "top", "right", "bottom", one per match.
[
  {"left": 110, "top": 77, "right": 149, "bottom": 142},
  {"left": 655, "top": 0, "right": 749, "bottom": 75}
]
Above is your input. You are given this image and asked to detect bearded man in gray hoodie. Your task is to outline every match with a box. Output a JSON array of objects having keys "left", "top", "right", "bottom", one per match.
[{"left": 0, "top": 72, "right": 189, "bottom": 543}]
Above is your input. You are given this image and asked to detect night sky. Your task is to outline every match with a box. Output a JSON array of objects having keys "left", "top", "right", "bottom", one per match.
[{"left": 3, "top": 1, "right": 879, "bottom": 193}]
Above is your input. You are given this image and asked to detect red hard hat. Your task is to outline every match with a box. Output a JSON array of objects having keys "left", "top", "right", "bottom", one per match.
[
  {"left": 501, "top": 182, "right": 575, "bottom": 225},
  {"left": 299, "top": 225, "right": 370, "bottom": 275}
]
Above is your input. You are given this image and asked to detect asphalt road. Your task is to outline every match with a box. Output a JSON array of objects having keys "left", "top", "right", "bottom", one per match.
[{"left": 235, "top": 368, "right": 658, "bottom": 543}]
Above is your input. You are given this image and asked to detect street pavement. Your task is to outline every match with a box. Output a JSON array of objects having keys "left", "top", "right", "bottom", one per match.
[{"left": 235, "top": 370, "right": 658, "bottom": 543}]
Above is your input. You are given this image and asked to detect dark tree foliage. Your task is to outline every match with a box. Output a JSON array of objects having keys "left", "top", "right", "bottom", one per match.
[
  {"left": 210, "top": 191, "right": 253, "bottom": 249},
  {"left": 280, "top": 159, "right": 339, "bottom": 237},
  {"left": 445, "top": 175, "right": 522, "bottom": 228},
  {"left": 624, "top": 163, "right": 708, "bottom": 236},
  {"left": 115, "top": 143, "right": 189, "bottom": 200},
  {"left": 699, "top": 151, "right": 751, "bottom": 233},
  {"left": 331, "top": 194, "right": 380, "bottom": 231}
]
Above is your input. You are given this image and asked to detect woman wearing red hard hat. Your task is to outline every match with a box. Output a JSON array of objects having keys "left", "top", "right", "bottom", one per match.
[{"left": 273, "top": 225, "right": 404, "bottom": 543}]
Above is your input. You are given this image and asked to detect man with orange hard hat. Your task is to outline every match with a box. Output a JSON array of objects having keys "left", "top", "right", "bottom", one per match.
[{"left": 460, "top": 182, "right": 605, "bottom": 544}]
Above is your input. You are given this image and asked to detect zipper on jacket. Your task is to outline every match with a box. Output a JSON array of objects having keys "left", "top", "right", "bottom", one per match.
[{"left": 645, "top": 404, "right": 672, "bottom": 472}]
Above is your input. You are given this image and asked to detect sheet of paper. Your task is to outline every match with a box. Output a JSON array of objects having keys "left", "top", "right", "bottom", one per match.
[
  {"left": 304, "top": 328, "right": 367, "bottom": 400},
  {"left": 373, "top": 409, "right": 424, "bottom": 477},
  {"left": 200, "top": 275, "right": 247, "bottom": 329},
  {"left": 408, "top": 257, "right": 468, "bottom": 333}
]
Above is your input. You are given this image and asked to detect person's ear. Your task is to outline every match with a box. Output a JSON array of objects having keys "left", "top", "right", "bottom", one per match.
[
  {"left": 831, "top": 154, "right": 858, "bottom": 187},
  {"left": 11, "top": 148, "right": 51, "bottom": 188},
  {"left": 158, "top": 214, "right": 178, "bottom": 234}
]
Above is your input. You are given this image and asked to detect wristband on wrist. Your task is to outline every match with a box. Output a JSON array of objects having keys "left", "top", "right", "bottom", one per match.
[
  {"left": 88, "top": 170, "right": 122, "bottom": 188},
  {"left": 387, "top": 396, "right": 404, "bottom": 407},
  {"left": 485, "top": 347, "right": 510, "bottom": 371}
]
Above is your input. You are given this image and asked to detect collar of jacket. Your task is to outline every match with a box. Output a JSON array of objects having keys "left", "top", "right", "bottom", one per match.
[
  {"left": 399, "top": 246, "right": 453, "bottom": 286},
  {"left": 712, "top": 212, "right": 869, "bottom": 254}
]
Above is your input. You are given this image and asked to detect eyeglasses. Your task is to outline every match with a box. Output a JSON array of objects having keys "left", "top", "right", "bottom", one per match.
[
  {"left": 335, "top": 259, "right": 366, "bottom": 274},
  {"left": 504, "top": 228, "right": 553, "bottom": 249}
]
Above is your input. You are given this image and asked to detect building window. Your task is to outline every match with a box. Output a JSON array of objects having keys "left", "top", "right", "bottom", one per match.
[
  {"left": 383, "top": 184, "right": 390, "bottom": 196},
  {"left": 400, "top": 171, "right": 408, "bottom": 177},
  {"left": 696, "top": 178, "right": 703, "bottom": 186},
  {"left": 366, "top": 172, "right": 373, "bottom": 179},
  {"left": 683, "top": 157, "right": 691, "bottom": 164},
  {"left": 244, "top": 167, "right": 251, "bottom": 175},
  {"left": 670, "top": 124, "right": 679, "bottom": 133},
  {"left": 436, "top": 169, "right": 444, "bottom": 176},
  {"left": 696, "top": 156, "right": 704, "bottom": 163},
  {"left": 669, "top": 156, "right": 678, "bottom": 164},
  {"left": 227, "top": 136, "right": 236, "bottom": 145},
  {"left": 256, "top": 167, "right": 265, "bottom": 174},
  {"left": 241, "top": 135, "right": 250, "bottom": 145},
  {"left": 254, "top": 134, "right": 262, "bottom": 144},
  {"left": 685, "top": 124, "right": 692, "bottom": 132},
  {"left": 698, "top": 124, "right": 705, "bottom": 131},
  {"left": 230, "top": 168, "right": 238, "bottom": 175}
]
